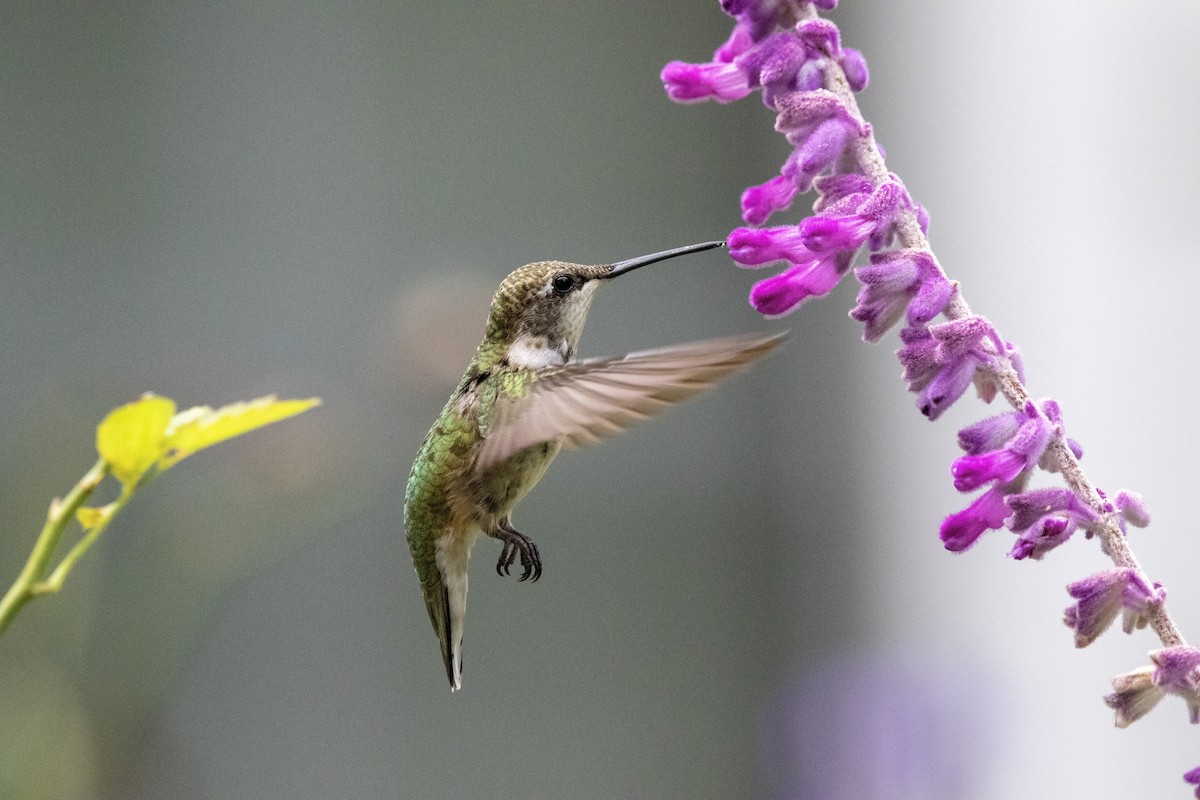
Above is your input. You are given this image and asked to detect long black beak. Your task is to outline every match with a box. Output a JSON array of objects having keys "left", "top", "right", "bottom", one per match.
[{"left": 603, "top": 240, "right": 725, "bottom": 279}]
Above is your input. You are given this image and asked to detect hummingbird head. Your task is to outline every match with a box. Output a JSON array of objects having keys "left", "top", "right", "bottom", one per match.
[{"left": 483, "top": 241, "right": 725, "bottom": 370}]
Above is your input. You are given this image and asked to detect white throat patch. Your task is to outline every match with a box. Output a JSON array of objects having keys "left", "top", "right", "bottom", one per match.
[{"left": 506, "top": 334, "right": 568, "bottom": 369}]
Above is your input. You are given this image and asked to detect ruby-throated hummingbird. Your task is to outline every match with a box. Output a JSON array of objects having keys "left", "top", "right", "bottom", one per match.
[{"left": 403, "top": 240, "right": 782, "bottom": 690}]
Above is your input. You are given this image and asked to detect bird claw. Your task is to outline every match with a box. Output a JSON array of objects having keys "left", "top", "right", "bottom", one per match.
[{"left": 492, "top": 524, "right": 541, "bottom": 582}]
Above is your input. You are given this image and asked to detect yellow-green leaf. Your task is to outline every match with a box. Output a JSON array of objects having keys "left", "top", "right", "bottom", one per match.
[
  {"left": 95, "top": 394, "right": 177, "bottom": 486},
  {"left": 76, "top": 503, "right": 117, "bottom": 532},
  {"left": 159, "top": 395, "right": 321, "bottom": 469}
]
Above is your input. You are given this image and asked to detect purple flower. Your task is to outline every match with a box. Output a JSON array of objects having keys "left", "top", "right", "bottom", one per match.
[
  {"left": 661, "top": 59, "right": 752, "bottom": 104},
  {"left": 727, "top": 224, "right": 810, "bottom": 266},
  {"left": 714, "top": 21, "right": 755, "bottom": 63},
  {"left": 850, "top": 249, "right": 953, "bottom": 343},
  {"left": 813, "top": 173, "right": 874, "bottom": 213},
  {"left": 951, "top": 449, "right": 1026, "bottom": 492},
  {"left": 1063, "top": 568, "right": 1163, "bottom": 647},
  {"left": 1151, "top": 646, "right": 1200, "bottom": 724},
  {"left": 800, "top": 181, "right": 904, "bottom": 254},
  {"left": 719, "top": 0, "right": 793, "bottom": 41},
  {"left": 748, "top": 253, "right": 846, "bottom": 317},
  {"left": 1184, "top": 765, "right": 1200, "bottom": 799},
  {"left": 741, "top": 174, "right": 799, "bottom": 225},
  {"left": 1006, "top": 487, "right": 1099, "bottom": 561},
  {"left": 773, "top": 90, "right": 864, "bottom": 191},
  {"left": 736, "top": 32, "right": 814, "bottom": 106},
  {"left": 839, "top": 47, "right": 869, "bottom": 92},
  {"left": 939, "top": 483, "right": 1012, "bottom": 552},
  {"left": 901, "top": 316, "right": 1016, "bottom": 420},
  {"left": 1115, "top": 490, "right": 1151, "bottom": 528},
  {"left": 1105, "top": 666, "right": 1163, "bottom": 728},
  {"left": 950, "top": 402, "right": 1052, "bottom": 492},
  {"left": 956, "top": 410, "right": 1023, "bottom": 456}
]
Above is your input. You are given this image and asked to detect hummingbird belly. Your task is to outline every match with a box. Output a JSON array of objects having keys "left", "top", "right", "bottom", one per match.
[{"left": 472, "top": 437, "right": 562, "bottom": 526}]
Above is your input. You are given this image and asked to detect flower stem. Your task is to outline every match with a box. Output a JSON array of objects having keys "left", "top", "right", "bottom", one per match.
[{"left": 0, "top": 459, "right": 109, "bottom": 638}]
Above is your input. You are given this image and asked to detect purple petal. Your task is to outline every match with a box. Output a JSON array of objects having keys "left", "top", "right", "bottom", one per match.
[
  {"left": 1006, "top": 486, "right": 1095, "bottom": 531},
  {"left": 814, "top": 173, "right": 873, "bottom": 212},
  {"left": 839, "top": 48, "right": 869, "bottom": 92},
  {"left": 737, "top": 32, "right": 808, "bottom": 89},
  {"left": 1183, "top": 765, "right": 1200, "bottom": 798},
  {"left": 929, "top": 315, "right": 994, "bottom": 364},
  {"left": 798, "top": 213, "right": 874, "bottom": 254},
  {"left": 714, "top": 22, "right": 756, "bottom": 63},
  {"left": 662, "top": 60, "right": 752, "bottom": 104},
  {"left": 918, "top": 354, "right": 979, "bottom": 420},
  {"left": 1064, "top": 569, "right": 1132, "bottom": 647},
  {"left": 950, "top": 449, "right": 1025, "bottom": 492},
  {"left": 791, "top": 116, "right": 854, "bottom": 190},
  {"left": 939, "top": 485, "right": 1010, "bottom": 552},
  {"left": 1105, "top": 666, "right": 1164, "bottom": 728},
  {"left": 774, "top": 89, "right": 848, "bottom": 140},
  {"left": 1009, "top": 515, "right": 1076, "bottom": 561},
  {"left": 741, "top": 174, "right": 799, "bottom": 225},
  {"left": 1150, "top": 646, "right": 1200, "bottom": 723},
  {"left": 956, "top": 411, "right": 1023, "bottom": 455},
  {"left": 727, "top": 225, "right": 809, "bottom": 266},
  {"left": 1120, "top": 572, "right": 1165, "bottom": 634},
  {"left": 896, "top": 325, "right": 938, "bottom": 393},
  {"left": 748, "top": 255, "right": 842, "bottom": 317},
  {"left": 795, "top": 18, "right": 841, "bottom": 55},
  {"left": 1115, "top": 490, "right": 1150, "bottom": 528}
]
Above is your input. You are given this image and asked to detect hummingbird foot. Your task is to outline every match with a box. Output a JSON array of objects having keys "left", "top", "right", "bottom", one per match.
[{"left": 491, "top": 521, "right": 542, "bottom": 582}]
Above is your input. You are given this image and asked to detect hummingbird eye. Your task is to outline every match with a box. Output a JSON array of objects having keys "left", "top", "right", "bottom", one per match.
[{"left": 551, "top": 273, "right": 575, "bottom": 295}]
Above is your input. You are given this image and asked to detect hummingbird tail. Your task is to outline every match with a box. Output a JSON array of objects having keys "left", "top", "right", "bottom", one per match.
[{"left": 421, "top": 543, "right": 470, "bottom": 691}]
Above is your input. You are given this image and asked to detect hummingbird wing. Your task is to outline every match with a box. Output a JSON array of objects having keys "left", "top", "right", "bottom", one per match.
[{"left": 475, "top": 331, "right": 784, "bottom": 472}]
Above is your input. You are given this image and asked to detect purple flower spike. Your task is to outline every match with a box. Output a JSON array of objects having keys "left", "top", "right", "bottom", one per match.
[
  {"left": 1184, "top": 766, "right": 1200, "bottom": 799},
  {"left": 748, "top": 254, "right": 844, "bottom": 317},
  {"left": 1116, "top": 490, "right": 1151, "bottom": 528},
  {"left": 1151, "top": 646, "right": 1200, "bottom": 724},
  {"left": 940, "top": 484, "right": 1011, "bottom": 552},
  {"left": 1064, "top": 569, "right": 1138, "bottom": 647},
  {"left": 661, "top": 60, "right": 753, "bottom": 104},
  {"left": 1105, "top": 666, "right": 1164, "bottom": 728}
]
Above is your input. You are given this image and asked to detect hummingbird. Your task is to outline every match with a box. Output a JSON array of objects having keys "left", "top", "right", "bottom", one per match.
[{"left": 403, "top": 240, "right": 782, "bottom": 690}]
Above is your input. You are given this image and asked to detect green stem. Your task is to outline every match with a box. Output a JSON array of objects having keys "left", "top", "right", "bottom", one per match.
[
  {"left": 0, "top": 459, "right": 109, "bottom": 638},
  {"left": 34, "top": 485, "right": 134, "bottom": 596}
]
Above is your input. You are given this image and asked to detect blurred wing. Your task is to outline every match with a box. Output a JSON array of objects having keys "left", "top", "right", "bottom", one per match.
[{"left": 475, "top": 332, "right": 784, "bottom": 472}]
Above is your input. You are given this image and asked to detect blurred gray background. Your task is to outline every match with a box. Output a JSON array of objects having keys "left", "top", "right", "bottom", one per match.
[{"left": 2, "top": 2, "right": 1198, "bottom": 798}]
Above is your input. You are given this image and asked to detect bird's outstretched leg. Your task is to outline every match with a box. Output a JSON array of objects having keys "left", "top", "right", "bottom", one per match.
[{"left": 489, "top": 520, "right": 542, "bottom": 582}]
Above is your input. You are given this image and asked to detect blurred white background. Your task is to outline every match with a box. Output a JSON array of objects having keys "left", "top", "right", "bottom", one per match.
[{"left": 1, "top": 2, "right": 1197, "bottom": 798}]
